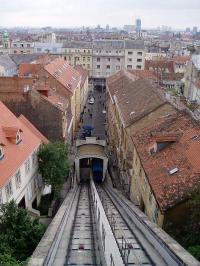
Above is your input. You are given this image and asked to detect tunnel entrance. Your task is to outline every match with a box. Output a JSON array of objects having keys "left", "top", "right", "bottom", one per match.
[{"left": 80, "top": 157, "right": 103, "bottom": 183}]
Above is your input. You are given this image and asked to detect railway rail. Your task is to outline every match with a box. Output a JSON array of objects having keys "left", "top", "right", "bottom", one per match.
[{"left": 31, "top": 180, "right": 199, "bottom": 266}]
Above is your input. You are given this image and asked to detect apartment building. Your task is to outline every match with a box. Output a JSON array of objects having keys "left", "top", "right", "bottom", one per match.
[
  {"left": 92, "top": 40, "right": 145, "bottom": 79},
  {"left": 0, "top": 101, "right": 48, "bottom": 211},
  {"left": 10, "top": 41, "right": 35, "bottom": 54},
  {"left": 92, "top": 40, "right": 125, "bottom": 79},
  {"left": 61, "top": 41, "right": 93, "bottom": 77},
  {"left": 124, "top": 40, "right": 145, "bottom": 70}
]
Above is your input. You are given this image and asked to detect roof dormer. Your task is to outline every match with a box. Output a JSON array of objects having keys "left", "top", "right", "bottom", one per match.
[
  {"left": 2, "top": 126, "right": 23, "bottom": 145},
  {"left": 149, "top": 134, "right": 178, "bottom": 155}
]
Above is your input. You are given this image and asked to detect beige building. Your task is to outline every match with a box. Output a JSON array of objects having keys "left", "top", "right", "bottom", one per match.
[
  {"left": 61, "top": 41, "right": 93, "bottom": 77},
  {"left": 106, "top": 70, "right": 179, "bottom": 226}
]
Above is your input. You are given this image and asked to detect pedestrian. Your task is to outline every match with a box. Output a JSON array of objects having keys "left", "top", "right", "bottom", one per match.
[
  {"left": 88, "top": 108, "right": 90, "bottom": 113},
  {"left": 90, "top": 113, "right": 92, "bottom": 118}
]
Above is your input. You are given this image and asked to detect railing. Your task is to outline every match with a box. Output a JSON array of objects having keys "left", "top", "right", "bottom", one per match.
[{"left": 90, "top": 179, "right": 124, "bottom": 266}]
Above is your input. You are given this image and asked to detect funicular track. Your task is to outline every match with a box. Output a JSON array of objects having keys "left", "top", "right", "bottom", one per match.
[
  {"left": 65, "top": 183, "right": 102, "bottom": 266},
  {"left": 96, "top": 184, "right": 156, "bottom": 265}
]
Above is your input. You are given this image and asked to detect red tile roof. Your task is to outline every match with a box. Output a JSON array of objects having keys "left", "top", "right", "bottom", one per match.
[
  {"left": 18, "top": 63, "right": 42, "bottom": 77},
  {"left": 0, "top": 101, "right": 48, "bottom": 188},
  {"left": 145, "top": 59, "right": 174, "bottom": 73},
  {"left": 44, "top": 58, "right": 81, "bottom": 93},
  {"left": 107, "top": 70, "right": 166, "bottom": 127},
  {"left": 128, "top": 70, "right": 158, "bottom": 81},
  {"left": 173, "top": 56, "right": 190, "bottom": 64},
  {"left": 74, "top": 65, "right": 88, "bottom": 88},
  {"left": 132, "top": 112, "right": 200, "bottom": 212}
]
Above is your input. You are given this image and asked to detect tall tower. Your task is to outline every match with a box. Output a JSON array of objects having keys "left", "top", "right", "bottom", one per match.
[
  {"left": 3, "top": 30, "right": 10, "bottom": 50},
  {"left": 135, "top": 18, "right": 141, "bottom": 38}
]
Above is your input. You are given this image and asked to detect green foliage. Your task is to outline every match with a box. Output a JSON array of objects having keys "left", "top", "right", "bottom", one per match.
[
  {"left": 0, "top": 252, "right": 22, "bottom": 266},
  {"left": 188, "top": 245, "right": 200, "bottom": 261},
  {"left": 0, "top": 200, "right": 46, "bottom": 263},
  {"left": 38, "top": 142, "right": 69, "bottom": 196},
  {"left": 165, "top": 185, "right": 200, "bottom": 261}
]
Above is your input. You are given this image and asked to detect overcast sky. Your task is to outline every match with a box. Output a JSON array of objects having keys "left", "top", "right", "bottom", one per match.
[{"left": 0, "top": 0, "right": 200, "bottom": 29}]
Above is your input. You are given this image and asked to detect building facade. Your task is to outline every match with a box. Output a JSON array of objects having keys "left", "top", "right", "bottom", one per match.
[{"left": 0, "top": 102, "right": 48, "bottom": 212}]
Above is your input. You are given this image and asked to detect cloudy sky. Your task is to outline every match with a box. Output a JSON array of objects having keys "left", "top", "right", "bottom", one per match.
[{"left": 0, "top": 0, "right": 200, "bottom": 29}]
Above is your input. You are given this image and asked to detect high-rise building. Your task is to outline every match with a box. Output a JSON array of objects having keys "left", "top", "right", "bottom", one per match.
[
  {"left": 135, "top": 18, "right": 141, "bottom": 37},
  {"left": 193, "top": 26, "right": 198, "bottom": 34}
]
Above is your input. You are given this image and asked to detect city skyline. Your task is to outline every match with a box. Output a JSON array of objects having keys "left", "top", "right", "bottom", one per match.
[{"left": 0, "top": 0, "right": 199, "bottom": 30}]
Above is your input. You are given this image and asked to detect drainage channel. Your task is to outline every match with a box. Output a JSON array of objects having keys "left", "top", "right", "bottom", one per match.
[
  {"left": 96, "top": 184, "right": 154, "bottom": 266},
  {"left": 65, "top": 183, "right": 102, "bottom": 266}
]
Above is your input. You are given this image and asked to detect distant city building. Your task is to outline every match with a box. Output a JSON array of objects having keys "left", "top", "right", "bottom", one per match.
[
  {"left": 135, "top": 18, "right": 142, "bottom": 37},
  {"left": 193, "top": 26, "right": 198, "bottom": 34},
  {"left": 186, "top": 27, "right": 190, "bottom": 33},
  {"left": 123, "top": 25, "right": 135, "bottom": 33}
]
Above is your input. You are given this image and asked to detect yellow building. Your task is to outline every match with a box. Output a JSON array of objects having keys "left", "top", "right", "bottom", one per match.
[
  {"left": 61, "top": 42, "right": 93, "bottom": 77},
  {"left": 106, "top": 70, "right": 183, "bottom": 227}
]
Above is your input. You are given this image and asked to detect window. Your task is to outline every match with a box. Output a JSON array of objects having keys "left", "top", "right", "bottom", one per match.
[
  {"left": 83, "top": 64, "right": 85, "bottom": 67},
  {"left": 25, "top": 158, "right": 30, "bottom": 174},
  {"left": 127, "top": 65, "right": 132, "bottom": 69},
  {"left": 149, "top": 191, "right": 153, "bottom": 203},
  {"left": 0, "top": 146, "right": 4, "bottom": 160},
  {"left": 0, "top": 190, "right": 2, "bottom": 205},
  {"left": 27, "top": 184, "right": 32, "bottom": 201},
  {"left": 128, "top": 58, "right": 132, "bottom": 62},
  {"left": 87, "top": 50, "right": 90, "bottom": 54},
  {"left": 137, "top": 65, "right": 142, "bottom": 69},
  {"left": 37, "top": 48, "right": 42, "bottom": 52},
  {"left": 27, "top": 44, "right": 30, "bottom": 48},
  {"left": 83, "top": 57, "right": 85, "bottom": 61},
  {"left": 87, "top": 57, "right": 90, "bottom": 61},
  {"left": 128, "top": 51, "right": 133, "bottom": 55},
  {"left": 16, "top": 131, "right": 21, "bottom": 144},
  {"left": 117, "top": 58, "right": 120, "bottom": 62},
  {"left": 97, "top": 57, "right": 100, "bottom": 62},
  {"left": 87, "top": 64, "right": 90, "bottom": 68},
  {"left": 107, "top": 58, "right": 110, "bottom": 61},
  {"left": 5, "top": 181, "right": 13, "bottom": 199},
  {"left": 97, "top": 65, "right": 100, "bottom": 69},
  {"left": 64, "top": 56, "right": 67, "bottom": 60},
  {"left": 15, "top": 170, "right": 21, "bottom": 189},
  {"left": 32, "top": 151, "right": 37, "bottom": 165},
  {"left": 69, "top": 56, "right": 71, "bottom": 61},
  {"left": 137, "top": 58, "right": 142, "bottom": 62},
  {"left": 137, "top": 52, "right": 143, "bottom": 56},
  {"left": 106, "top": 51, "right": 108, "bottom": 53},
  {"left": 154, "top": 205, "right": 159, "bottom": 221},
  {"left": 106, "top": 65, "right": 110, "bottom": 69},
  {"left": 13, "top": 44, "right": 17, "bottom": 47},
  {"left": 116, "top": 65, "right": 120, "bottom": 70},
  {"left": 84, "top": 50, "right": 86, "bottom": 53}
]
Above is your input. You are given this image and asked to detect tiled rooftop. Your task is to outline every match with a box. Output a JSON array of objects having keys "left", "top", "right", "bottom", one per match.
[
  {"left": 44, "top": 58, "right": 81, "bottom": 93},
  {"left": 107, "top": 70, "right": 165, "bottom": 127},
  {"left": 132, "top": 112, "right": 200, "bottom": 212}
]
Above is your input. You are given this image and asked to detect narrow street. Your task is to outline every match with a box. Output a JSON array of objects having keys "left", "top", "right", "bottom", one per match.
[{"left": 77, "top": 86, "right": 106, "bottom": 140}]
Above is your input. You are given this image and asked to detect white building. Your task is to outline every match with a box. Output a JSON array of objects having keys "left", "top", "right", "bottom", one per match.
[{"left": 0, "top": 102, "right": 48, "bottom": 212}]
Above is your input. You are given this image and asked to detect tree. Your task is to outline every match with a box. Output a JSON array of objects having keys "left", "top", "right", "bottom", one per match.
[
  {"left": 0, "top": 200, "right": 46, "bottom": 262},
  {"left": 38, "top": 142, "right": 70, "bottom": 196}
]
